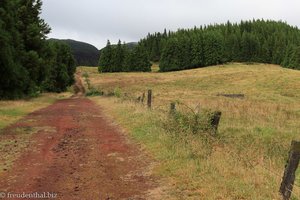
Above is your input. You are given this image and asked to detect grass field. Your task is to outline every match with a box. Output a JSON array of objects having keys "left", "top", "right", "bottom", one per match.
[{"left": 81, "top": 63, "right": 300, "bottom": 199}]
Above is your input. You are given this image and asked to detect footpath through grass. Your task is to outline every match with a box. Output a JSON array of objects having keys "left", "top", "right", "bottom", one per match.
[{"left": 85, "top": 63, "right": 300, "bottom": 199}]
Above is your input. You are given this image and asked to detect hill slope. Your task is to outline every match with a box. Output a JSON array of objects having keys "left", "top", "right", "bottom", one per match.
[
  {"left": 80, "top": 63, "right": 300, "bottom": 199},
  {"left": 50, "top": 39, "right": 100, "bottom": 66}
]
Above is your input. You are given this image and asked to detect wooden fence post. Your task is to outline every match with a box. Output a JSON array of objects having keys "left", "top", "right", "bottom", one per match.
[
  {"left": 170, "top": 102, "right": 176, "bottom": 114},
  {"left": 147, "top": 90, "right": 152, "bottom": 109},
  {"left": 280, "top": 140, "right": 300, "bottom": 200},
  {"left": 141, "top": 92, "right": 145, "bottom": 104},
  {"left": 211, "top": 111, "right": 222, "bottom": 135}
]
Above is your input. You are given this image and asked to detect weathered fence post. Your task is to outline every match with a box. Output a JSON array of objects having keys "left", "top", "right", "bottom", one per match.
[
  {"left": 211, "top": 111, "right": 222, "bottom": 135},
  {"left": 279, "top": 140, "right": 300, "bottom": 200},
  {"left": 170, "top": 102, "right": 176, "bottom": 114},
  {"left": 147, "top": 90, "right": 152, "bottom": 109},
  {"left": 141, "top": 92, "right": 145, "bottom": 104}
]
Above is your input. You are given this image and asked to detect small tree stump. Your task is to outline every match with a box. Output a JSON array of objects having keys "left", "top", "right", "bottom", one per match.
[
  {"left": 280, "top": 141, "right": 300, "bottom": 200},
  {"left": 210, "top": 111, "right": 222, "bottom": 135},
  {"left": 170, "top": 102, "right": 176, "bottom": 114}
]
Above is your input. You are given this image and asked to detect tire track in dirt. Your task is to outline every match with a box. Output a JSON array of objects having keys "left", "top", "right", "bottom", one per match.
[{"left": 0, "top": 97, "right": 159, "bottom": 200}]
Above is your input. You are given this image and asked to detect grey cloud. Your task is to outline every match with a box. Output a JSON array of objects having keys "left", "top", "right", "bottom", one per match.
[{"left": 41, "top": 0, "right": 300, "bottom": 49}]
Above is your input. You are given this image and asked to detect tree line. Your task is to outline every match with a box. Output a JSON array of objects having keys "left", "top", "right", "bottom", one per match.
[
  {"left": 139, "top": 20, "right": 300, "bottom": 72},
  {"left": 0, "top": 0, "right": 75, "bottom": 99},
  {"left": 98, "top": 40, "right": 151, "bottom": 73}
]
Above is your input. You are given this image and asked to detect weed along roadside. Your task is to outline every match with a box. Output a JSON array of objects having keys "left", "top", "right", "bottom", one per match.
[{"left": 84, "top": 63, "right": 300, "bottom": 200}]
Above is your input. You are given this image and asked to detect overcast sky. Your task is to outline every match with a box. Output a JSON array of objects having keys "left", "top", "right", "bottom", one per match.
[{"left": 41, "top": 0, "right": 300, "bottom": 49}]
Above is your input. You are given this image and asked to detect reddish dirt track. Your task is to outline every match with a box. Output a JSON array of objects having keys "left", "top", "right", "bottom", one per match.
[{"left": 0, "top": 96, "right": 158, "bottom": 200}]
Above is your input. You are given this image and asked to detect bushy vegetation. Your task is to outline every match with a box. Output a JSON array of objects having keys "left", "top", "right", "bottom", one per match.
[
  {"left": 82, "top": 72, "right": 103, "bottom": 96},
  {"left": 98, "top": 40, "right": 151, "bottom": 73},
  {"left": 165, "top": 104, "right": 220, "bottom": 136},
  {"left": 139, "top": 20, "right": 300, "bottom": 71},
  {"left": 0, "top": 0, "right": 75, "bottom": 99}
]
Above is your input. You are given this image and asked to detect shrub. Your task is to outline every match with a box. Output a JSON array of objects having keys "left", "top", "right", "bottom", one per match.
[
  {"left": 85, "top": 88, "right": 104, "bottom": 96},
  {"left": 114, "top": 87, "right": 122, "bottom": 98},
  {"left": 164, "top": 103, "right": 220, "bottom": 136}
]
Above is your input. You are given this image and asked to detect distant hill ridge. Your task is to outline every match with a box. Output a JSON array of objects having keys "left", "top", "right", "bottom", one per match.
[
  {"left": 50, "top": 39, "right": 138, "bottom": 67},
  {"left": 49, "top": 39, "right": 100, "bottom": 66}
]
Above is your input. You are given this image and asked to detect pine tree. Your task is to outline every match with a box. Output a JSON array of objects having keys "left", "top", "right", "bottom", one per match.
[
  {"left": 272, "top": 32, "right": 286, "bottom": 64},
  {"left": 288, "top": 46, "right": 300, "bottom": 69},
  {"left": 191, "top": 33, "right": 204, "bottom": 67},
  {"left": 111, "top": 40, "right": 125, "bottom": 72},
  {"left": 160, "top": 38, "right": 180, "bottom": 71},
  {"left": 1, "top": 0, "right": 76, "bottom": 98},
  {"left": 18, "top": 0, "right": 51, "bottom": 91},
  {"left": 0, "top": 0, "right": 28, "bottom": 99},
  {"left": 133, "top": 45, "right": 151, "bottom": 72},
  {"left": 124, "top": 45, "right": 151, "bottom": 72},
  {"left": 281, "top": 44, "right": 295, "bottom": 67},
  {"left": 203, "top": 31, "right": 224, "bottom": 66},
  {"left": 98, "top": 40, "right": 112, "bottom": 72},
  {"left": 43, "top": 41, "right": 75, "bottom": 92},
  {"left": 240, "top": 31, "right": 260, "bottom": 62}
]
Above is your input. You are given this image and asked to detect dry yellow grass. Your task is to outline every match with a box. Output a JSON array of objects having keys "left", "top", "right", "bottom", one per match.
[{"left": 83, "top": 63, "right": 300, "bottom": 199}]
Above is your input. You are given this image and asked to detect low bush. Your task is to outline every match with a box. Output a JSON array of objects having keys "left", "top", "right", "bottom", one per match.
[
  {"left": 164, "top": 103, "right": 220, "bottom": 136},
  {"left": 85, "top": 88, "right": 104, "bottom": 96},
  {"left": 114, "top": 87, "right": 122, "bottom": 98}
]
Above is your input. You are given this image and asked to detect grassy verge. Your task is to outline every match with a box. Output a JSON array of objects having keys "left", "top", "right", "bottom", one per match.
[
  {"left": 0, "top": 92, "right": 71, "bottom": 173},
  {"left": 0, "top": 92, "right": 71, "bottom": 130}
]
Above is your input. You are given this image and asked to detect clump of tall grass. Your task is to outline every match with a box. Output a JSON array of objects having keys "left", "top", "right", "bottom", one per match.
[
  {"left": 114, "top": 87, "right": 122, "bottom": 98},
  {"left": 85, "top": 88, "right": 104, "bottom": 96},
  {"left": 83, "top": 72, "right": 104, "bottom": 96},
  {"left": 164, "top": 103, "right": 221, "bottom": 136}
]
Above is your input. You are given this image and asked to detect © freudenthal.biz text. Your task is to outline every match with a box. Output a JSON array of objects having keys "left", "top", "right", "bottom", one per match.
[{"left": 1, "top": 192, "right": 57, "bottom": 199}]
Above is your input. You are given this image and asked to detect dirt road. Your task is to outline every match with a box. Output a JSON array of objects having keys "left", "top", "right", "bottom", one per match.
[{"left": 0, "top": 96, "right": 159, "bottom": 199}]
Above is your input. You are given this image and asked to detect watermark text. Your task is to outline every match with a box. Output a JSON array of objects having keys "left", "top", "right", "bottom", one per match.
[{"left": 0, "top": 192, "right": 57, "bottom": 199}]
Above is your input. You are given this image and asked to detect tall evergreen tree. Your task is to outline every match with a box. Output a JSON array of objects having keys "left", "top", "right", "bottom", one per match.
[
  {"left": 42, "top": 41, "right": 76, "bottom": 92},
  {"left": 98, "top": 40, "right": 112, "bottom": 72},
  {"left": 18, "top": 0, "right": 51, "bottom": 91},
  {"left": 111, "top": 40, "right": 125, "bottom": 72},
  {"left": 124, "top": 44, "right": 151, "bottom": 72},
  {"left": 281, "top": 44, "right": 295, "bottom": 67},
  {"left": 288, "top": 46, "right": 300, "bottom": 69},
  {"left": 0, "top": 0, "right": 28, "bottom": 99},
  {"left": 0, "top": 0, "right": 77, "bottom": 99}
]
